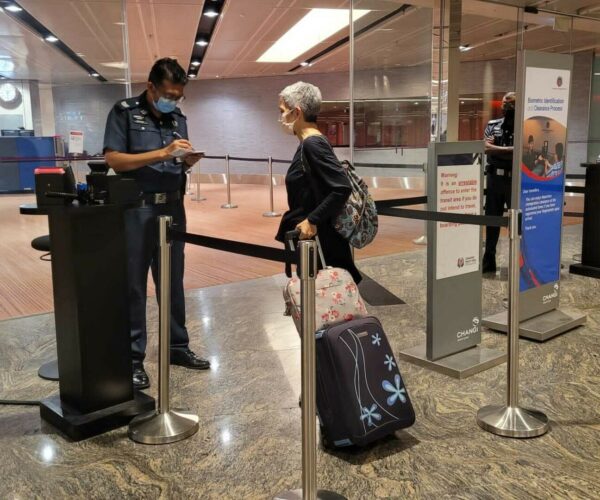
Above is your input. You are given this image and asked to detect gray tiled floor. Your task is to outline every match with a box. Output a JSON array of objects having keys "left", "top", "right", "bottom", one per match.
[{"left": 0, "top": 225, "right": 599, "bottom": 499}]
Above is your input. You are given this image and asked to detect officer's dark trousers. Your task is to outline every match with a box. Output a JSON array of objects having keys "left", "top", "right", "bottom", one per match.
[
  {"left": 484, "top": 171, "right": 512, "bottom": 259},
  {"left": 125, "top": 201, "right": 189, "bottom": 365}
]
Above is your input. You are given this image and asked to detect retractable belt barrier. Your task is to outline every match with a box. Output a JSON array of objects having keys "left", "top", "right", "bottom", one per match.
[
  {"left": 156, "top": 223, "right": 341, "bottom": 498},
  {"left": 377, "top": 200, "right": 549, "bottom": 438}
]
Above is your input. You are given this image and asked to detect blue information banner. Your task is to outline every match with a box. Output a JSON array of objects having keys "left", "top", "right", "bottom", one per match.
[
  {"left": 520, "top": 167, "right": 564, "bottom": 291},
  {"left": 519, "top": 65, "right": 570, "bottom": 292}
]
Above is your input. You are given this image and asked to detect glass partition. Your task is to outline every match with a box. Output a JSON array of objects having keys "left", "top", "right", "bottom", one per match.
[
  {"left": 349, "top": 1, "right": 600, "bottom": 175},
  {"left": 351, "top": 1, "right": 433, "bottom": 175},
  {"left": 0, "top": 0, "right": 129, "bottom": 188},
  {"left": 458, "top": 1, "right": 519, "bottom": 142}
]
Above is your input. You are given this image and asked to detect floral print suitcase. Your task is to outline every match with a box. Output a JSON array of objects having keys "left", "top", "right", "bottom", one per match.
[{"left": 284, "top": 266, "right": 368, "bottom": 333}]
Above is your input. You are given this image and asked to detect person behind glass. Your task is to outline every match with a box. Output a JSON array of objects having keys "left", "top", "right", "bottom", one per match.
[
  {"left": 103, "top": 58, "right": 210, "bottom": 391},
  {"left": 275, "top": 81, "right": 361, "bottom": 284},
  {"left": 482, "top": 92, "right": 516, "bottom": 274}
]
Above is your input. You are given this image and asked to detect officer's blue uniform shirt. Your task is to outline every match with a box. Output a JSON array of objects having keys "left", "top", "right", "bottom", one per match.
[
  {"left": 484, "top": 116, "right": 514, "bottom": 170},
  {"left": 103, "top": 90, "right": 188, "bottom": 193}
]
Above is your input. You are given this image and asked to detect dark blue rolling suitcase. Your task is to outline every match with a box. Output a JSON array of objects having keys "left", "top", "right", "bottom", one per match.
[{"left": 315, "top": 316, "right": 415, "bottom": 448}]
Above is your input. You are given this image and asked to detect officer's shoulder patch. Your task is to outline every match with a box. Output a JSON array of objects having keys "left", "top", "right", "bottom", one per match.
[{"left": 117, "top": 97, "right": 140, "bottom": 111}]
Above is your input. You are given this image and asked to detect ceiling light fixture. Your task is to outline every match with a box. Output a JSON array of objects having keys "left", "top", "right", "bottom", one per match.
[
  {"left": 196, "top": 40, "right": 208, "bottom": 47},
  {"left": 257, "top": 8, "right": 370, "bottom": 63},
  {"left": 300, "top": 62, "right": 309, "bottom": 67},
  {"left": 90, "top": 72, "right": 99, "bottom": 77},
  {"left": 5, "top": 4, "right": 23, "bottom": 13},
  {"left": 459, "top": 45, "right": 473, "bottom": 52},
  {"left": 191, "top": 61, "right": 201, "bottom": 67},
  {"left": 45, "top": 35, "right": 59, "bottom": 43},
  {"left": 203, "top": 11, "right": 219, "bottom": 18}
]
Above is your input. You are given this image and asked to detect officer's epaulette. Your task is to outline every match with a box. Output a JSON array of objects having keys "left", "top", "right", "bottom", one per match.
[
  {"left": 172, "top": 106, "right": 186, "bottom": 118},
  {"left": 116, "top": 97, "right": 141, "bottom": 111}
]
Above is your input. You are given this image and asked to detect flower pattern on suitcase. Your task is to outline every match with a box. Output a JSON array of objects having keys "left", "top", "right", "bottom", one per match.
[{"left": 284, "top": 267, "right": 367, "bottom": 332}]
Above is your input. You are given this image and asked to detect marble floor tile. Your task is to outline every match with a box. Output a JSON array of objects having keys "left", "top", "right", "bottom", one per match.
[{"left": 0, "top": 225, "right": 599, "bottom": 499}]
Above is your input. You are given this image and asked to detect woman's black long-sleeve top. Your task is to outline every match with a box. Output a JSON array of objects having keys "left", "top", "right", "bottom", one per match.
[{"left": 276, "top": 135, "right": 361, "bottom": 283}]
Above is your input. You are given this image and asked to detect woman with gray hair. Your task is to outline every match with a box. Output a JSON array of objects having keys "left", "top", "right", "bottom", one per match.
[{"left": 275, "top": 81, "right": 361, "bottom": 284}]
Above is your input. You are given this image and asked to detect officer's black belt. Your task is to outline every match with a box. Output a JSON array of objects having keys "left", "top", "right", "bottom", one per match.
[
  {"left": 168, "top": 229, "right": 288, "bottom": 263},
  {"left": 141, "top": 191, "right": 181, "bottom": 205}
]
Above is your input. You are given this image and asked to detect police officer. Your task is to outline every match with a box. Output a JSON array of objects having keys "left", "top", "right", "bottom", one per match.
[
  {"left": 483, "top": 92, "right": 516, "bottom": 274},
  {"left": 103, "top": 58, "right": 210, "bottom": 390}
]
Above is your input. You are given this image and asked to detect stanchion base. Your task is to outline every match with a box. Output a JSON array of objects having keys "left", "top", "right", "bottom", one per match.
[
  {"left": 482, "top": 308, "right": 586, "bottom": 341},
  {"left": 263, "top": 211, "right": 282, "bottom": 218},
  {"left": 398, "top": 344, "right": 506, "bottom": 379},
  {"left": 413, "top": 235, "right": 427, "bottom": 245},
  {"left": 221, "top": 203, "right": 238, "bottom": 209},
  {"left": 194, "top": 196, "right": 207, "bottom": 202},
  {"left": 128, "top": 408, "right": 199, "bottom": 444},
  {"left": 38, "top": 359, "right": 59, "bottom": 381},
  {"left": 476, "top": 405, "right": 549, "bottom": 438},
  {"left": 274, "top": 489, "right": 347, "bottom": 499}
]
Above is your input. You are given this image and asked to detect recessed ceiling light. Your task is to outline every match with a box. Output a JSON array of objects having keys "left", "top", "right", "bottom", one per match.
[
  {"left": 114, "top": 21, "right": 125, "bottom": 26},
  {"left": 188, "top": 74, "right": 196, "bottom": 78},
  {"left": 300, "top": 62, "right": 309, "bottom": 67},
  {"left": 204, "top": 11, "right": 219, "bottom": 18},
  {"left": 257, "top": 8, "right": 370, "bottom": 63},
  {"left": 196, "top": 40, "right": 208, "bottom": 47},
  {"left": 459, "top": 45, "right": 473, "bottom": 52},
  {"left": 45, "top": 35, "right": 59, "bottom": 43},
  {"left": 5, "top": 4, "right": 23, "bottom": 13},
  {"left": 100, "top": 61, "right": 128, "bottom": 69},
  {"left": 76, "top": 52, "right": 85, "bottom": 58},
  {"left": 191, "top": 61, "right": 201, "bottom": 67},
  {"left": 414, "top": 102, "right": 419, "bottom": 105},
  {"left": 90, "top": 72, "right": 99, "bottom": 77}
]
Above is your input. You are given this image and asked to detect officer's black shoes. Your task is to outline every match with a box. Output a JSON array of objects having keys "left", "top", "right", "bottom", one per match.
[
  {"left": 482, "top": 253, "right": 497, "bottom": 274},
  {"left": 170, "top": 348, "right": 211, "bottom": 370},
  {"left": 133, "top": 365, "right": 150, "bottom": 390}
]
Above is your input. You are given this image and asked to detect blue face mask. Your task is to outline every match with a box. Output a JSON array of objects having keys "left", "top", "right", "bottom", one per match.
[{"left": 153, "top": 96, "right": 177, "bottom": 114}]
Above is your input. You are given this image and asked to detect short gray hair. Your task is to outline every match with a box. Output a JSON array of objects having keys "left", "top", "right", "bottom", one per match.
[{"left": 279, "top": 81, "right": 322, "bottom": 122}]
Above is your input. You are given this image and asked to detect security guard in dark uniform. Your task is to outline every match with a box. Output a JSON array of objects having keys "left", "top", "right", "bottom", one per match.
[
  {"left": 483, "top": 92, "right": 516, "bottom": 274},
  {"left": 103, "top": 58, "right": 210, "bottom": 390}
]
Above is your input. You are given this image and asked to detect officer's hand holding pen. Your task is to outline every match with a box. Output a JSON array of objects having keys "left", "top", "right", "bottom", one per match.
[{"left": 163, "top": 138, "right": 193, "bottom": 158}]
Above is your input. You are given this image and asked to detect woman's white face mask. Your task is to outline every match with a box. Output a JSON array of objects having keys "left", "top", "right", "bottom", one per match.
[{"left": 279, "top": 109, "right": 297, "bottom": 135}]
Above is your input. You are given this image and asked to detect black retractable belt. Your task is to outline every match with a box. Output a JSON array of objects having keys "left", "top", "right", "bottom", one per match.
[
  {"left": 377, "top": 206, "right": 509, "bottom": 228},
  {"left": 168, "top": 228, "right": 288, "bottom": 263}
]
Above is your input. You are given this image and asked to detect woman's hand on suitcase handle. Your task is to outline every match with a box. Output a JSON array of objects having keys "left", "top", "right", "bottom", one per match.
[{"left": 296, "top": 219, "right": 317, "bottom": 240}]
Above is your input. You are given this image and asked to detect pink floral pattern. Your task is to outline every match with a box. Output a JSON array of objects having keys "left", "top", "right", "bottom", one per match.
[{"left": 284, "top": 267, "right": 368, "bottom": 331}]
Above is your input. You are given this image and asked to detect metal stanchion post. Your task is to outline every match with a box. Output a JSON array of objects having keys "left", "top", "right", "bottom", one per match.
[
  {"left": 413, "top": 163, "right": 427, "bottom": 245},
  {"left": 128, "top": 216, "right": 200, "bottom": 444},
  {"left": 194, "top": 161, "right": 206, "bottom": 202},
  {"left": 221, "top": 154, "right": 238, "bottom": 209},
  {"left": 476, "top": 209, "right": 549, "bottom": 438},
  {"left": 274, "top": 240, "right": 345, "bottom": 500},
  {"left": 263, "top": 156, "right": 281, "bottom": 217}
]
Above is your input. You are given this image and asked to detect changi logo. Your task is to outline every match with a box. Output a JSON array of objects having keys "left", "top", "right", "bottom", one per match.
[
  {"left": 457, "top": 317, "right": 480, "bottom": 341},
  {"left": 543, "top": 283, "right": 560, "bottom": 304},
  {"left": 557, "top": 76, "right": 563, "bottom": 87},
  {"left": 457, "top": 257, "right": 465, "bottom": 268}
]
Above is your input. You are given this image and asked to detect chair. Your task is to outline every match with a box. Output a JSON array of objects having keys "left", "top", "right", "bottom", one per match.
[
  {"left": 31, "top": 234, "right": 57, "bottom": 380},
  {"left": 31, "top": 235, "right": 51, "bottom": 261}
]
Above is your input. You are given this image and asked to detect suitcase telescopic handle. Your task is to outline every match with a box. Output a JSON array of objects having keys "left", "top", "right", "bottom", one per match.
[
  {"left": 284, "top": 230, "right": 327, "bottom": 268},
  {"left": 285, "top": 229, "right": 301, "bottom": 251}
]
